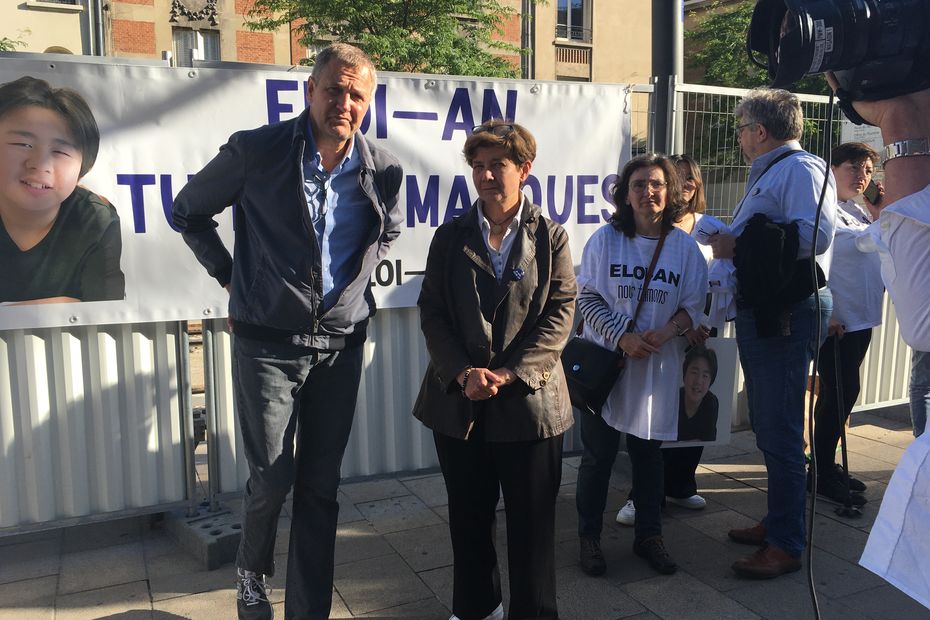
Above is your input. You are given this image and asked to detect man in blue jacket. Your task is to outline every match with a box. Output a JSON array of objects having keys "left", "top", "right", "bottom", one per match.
[{"left": 172, "top": 43, "right": 403, "bottom": 620}]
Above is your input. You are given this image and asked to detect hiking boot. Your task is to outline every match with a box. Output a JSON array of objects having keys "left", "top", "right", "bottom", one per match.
[
  {"left": 633, "top": 535, "right": 677, "bottom": 575},
  {"left": 615, "top": 499, "right": 635, "bottom": 526},
  {"left": 666, "top": 494, "right": 706, "bottom": 510},
  {"left": 579, "top": 536, "right": 606, "bottom": 576},
  {"left": 236, "top": 568, "right": 272, "bottom": 620}
]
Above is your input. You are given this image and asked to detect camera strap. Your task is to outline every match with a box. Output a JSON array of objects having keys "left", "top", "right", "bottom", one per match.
[{"left": 732, "top": 149, "right": 803, "bottom": 221}]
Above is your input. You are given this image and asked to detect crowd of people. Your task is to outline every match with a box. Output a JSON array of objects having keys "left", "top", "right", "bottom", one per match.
[{"left": 145, "top": 41, "right": 927, "bottom": 620}]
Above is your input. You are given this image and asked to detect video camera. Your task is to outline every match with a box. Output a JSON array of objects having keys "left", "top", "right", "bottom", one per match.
[{"left": 747, "top": 0, "right": 930, "bottom": 125}]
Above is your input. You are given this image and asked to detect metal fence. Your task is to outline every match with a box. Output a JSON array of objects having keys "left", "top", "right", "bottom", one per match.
[{"left": 0, "top": 79, "right": 914, "bottom": 533}]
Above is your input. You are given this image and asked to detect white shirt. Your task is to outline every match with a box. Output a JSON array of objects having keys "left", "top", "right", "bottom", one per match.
[
  {"left": 828, "top": 199, "right": 883, "bottom": 333},
  {"left": 477, "top": 197, "right": 524, "bottom": 281},
  {"left": 857, "top": 184, "right": 930, "bottom": 350},
  {"left": 730, "top": 142, "right": 837, "bottom": 278},
  {"left": 578, "top": 225, "right": 708, "bottom": 440}
]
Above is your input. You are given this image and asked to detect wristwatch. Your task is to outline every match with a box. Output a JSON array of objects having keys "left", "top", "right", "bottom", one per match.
[
  {"left": 670, "top": 317, "right": 688, "bottom": 337},
  {"left": 881, "top": 138, "right": 930, "bottom": 166}
]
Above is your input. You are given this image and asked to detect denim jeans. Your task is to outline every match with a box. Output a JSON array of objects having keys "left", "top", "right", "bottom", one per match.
[
  {"left": 232, "top": 336, "right": 363, "bottom": 620},
  {"left": 735, "top": 289, "right": 831, "bottom": 557},
  {"left": 910, "top": 350, "right": 930, "bottom": 437},
  {"left": 576, "top": 413, "right": 664, "bottom": 542}
]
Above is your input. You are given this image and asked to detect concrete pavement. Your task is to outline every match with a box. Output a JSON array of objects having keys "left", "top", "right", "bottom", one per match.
[{"left": 1, "top": 410, "right": 927, "bottom": 619}]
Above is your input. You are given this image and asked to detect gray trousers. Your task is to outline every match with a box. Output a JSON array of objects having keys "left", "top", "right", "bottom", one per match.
[{"left": 232, "top": 335, "right": 363, "bottom": 620}]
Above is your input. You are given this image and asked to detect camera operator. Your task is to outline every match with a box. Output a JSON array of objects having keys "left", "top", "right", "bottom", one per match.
[{"left": 831, "top": 77, "right": 930, "bottom": 437}]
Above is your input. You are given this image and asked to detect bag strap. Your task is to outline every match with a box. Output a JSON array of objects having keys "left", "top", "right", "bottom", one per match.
[
  {"left": 574, "top": 229, "right": 668, "bottom": 337},
  {"left": 629, "top": 230, "right": 667, "bottom": 332},
  {"left": 731, "top": 149, "right": 802, "bottom": 221}
]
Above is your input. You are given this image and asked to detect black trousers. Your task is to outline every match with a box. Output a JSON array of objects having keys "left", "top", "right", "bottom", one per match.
[
  {"left": 576, "top": 412, "right": 664, "bottom": 542},
  {"left": 434, "top": 426, "right": 563, "bottom": 620},
  {"left": 813, "top": 329, "right": 872, "bottom": 474},
  {"left": 662, "top": 446, "right": 703, "bottom": 499}
]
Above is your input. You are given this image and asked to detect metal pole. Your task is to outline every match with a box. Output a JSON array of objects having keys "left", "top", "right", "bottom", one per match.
[
  {"left": 177, "top": 322, "right": 199, "bottom": 517},
  {"left": 203, "top": 318, "right": 221, "bottom": 512},
  {"left": 652, "top": 0, "right": 685, "bottom": 155}
]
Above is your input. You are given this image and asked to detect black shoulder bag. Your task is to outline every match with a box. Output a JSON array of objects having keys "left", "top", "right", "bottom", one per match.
[{"left": 561, "top": 231, "right": 667, "bottom": 417}]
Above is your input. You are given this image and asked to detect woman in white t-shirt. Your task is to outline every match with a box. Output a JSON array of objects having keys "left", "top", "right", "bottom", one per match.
[
  {"left": 812, "top": 142, "right": 884, "bottom": 505},
  {"left": 576, "top": 154, "right": 708, "bottom": 577}
]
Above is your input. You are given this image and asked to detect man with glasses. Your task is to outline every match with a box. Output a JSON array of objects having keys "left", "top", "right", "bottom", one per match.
[
  {"left": 172, "top": 43, "right": 402, "bottom": 620},
  {"left": 708, "top": 88, "right": 836, "bottom": 580}
]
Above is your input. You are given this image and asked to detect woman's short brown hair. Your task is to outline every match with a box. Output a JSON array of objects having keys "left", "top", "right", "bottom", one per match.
[
  {"left": 831, "top": 142, "right": 879, "bottom": 167},
  {"left": 463, "top": 119, "right": 536, "bottom": 166},
  {"left": 610, "top": 154, "right": 685, "bottom": 238}
]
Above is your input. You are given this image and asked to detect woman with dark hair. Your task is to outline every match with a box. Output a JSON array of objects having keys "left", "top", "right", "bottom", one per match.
[
  {"left": 811, "top": 141, "right": 883, "bottom": 506},
  {"left": 414, "top": 119, "right": 576, "bottom": 620},
  {"left": 575, "top": 154, "right": 707, "bottom": 577}
]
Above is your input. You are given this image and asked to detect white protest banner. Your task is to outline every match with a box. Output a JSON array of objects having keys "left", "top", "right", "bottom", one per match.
[{"left": 0, "top": 56, "right": 631, "bottom": 330}]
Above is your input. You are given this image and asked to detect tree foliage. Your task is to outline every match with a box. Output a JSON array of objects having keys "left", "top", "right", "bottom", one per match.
[
  {"left": 0, "top": 36, "right": 26, "bottom": 52},
  {"left": 246, "top": 0, "right": 524, "bottom": 78},
  {"left": 686, "top": 1, "right": 828, "bottom": 95}
]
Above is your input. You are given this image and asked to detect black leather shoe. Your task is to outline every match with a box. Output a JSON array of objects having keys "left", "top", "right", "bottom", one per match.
[
  {"left": 579, "top": 536, "right": 606, "bottom": 576},
  {"left": 633, "top": 535, "right": 677, "bottom": 575}
]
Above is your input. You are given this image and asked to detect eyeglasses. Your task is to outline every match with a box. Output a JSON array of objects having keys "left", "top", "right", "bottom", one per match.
[
  {"left": 630, "top": 180, "right": 667, "bottom": 193},
  {"left": 735, "top": 122, "right": 756, "bottom": 135},
  {"left": 472, "top": 123, "right": 515, "bottom": 137},
  {"left": 840, "top": 161, "right": 874, "bottom": 176}
]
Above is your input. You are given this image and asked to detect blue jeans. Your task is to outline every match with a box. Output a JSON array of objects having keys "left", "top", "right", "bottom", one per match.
[
  {"left": 232, "top": 336, "right": 363, "bottom": 620},
  {"left": 910, "top": 350, "right": 930, "bottom": 437},
  {"left": 735, "top": 289, "right": 831, "bottom": 557}
]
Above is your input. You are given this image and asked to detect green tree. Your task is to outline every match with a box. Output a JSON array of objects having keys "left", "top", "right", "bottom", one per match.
[
  {"left": 686, "top": 1, "right": 828, "bottom": 96},
  {"left": 0, "top": 36, "right": 25, "bottom": 52},
  {"left": 246, "top": 0, "right": 525, "bottom": 78}
]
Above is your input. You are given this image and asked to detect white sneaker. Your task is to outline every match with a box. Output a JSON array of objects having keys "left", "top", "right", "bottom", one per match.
[
  {"left": 616, "top": 499, "right": 635, "bottom": 526},
  {"left": 666, "top": 494, "right": 706, "bottom": 510}
]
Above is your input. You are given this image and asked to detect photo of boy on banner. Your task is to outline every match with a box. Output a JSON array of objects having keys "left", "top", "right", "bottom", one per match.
[{"left": 0, "top": 76, "right": 124, "bottom": 305}]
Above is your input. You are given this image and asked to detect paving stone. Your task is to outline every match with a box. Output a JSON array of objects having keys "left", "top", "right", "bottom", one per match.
[
  {"left": 358, "top": 596, "right": 451, "bottom": 617},
  {"left": 335, "top": 521, "right": 395, "bottom": 566},
  {"left": 728, "top": 577, "right": 872, "bottom": 620},
  {"left": 700, "top": 482, "right": 769, "bottom": 522},
  {"left": 145, "top": 548, "right": 234, "bottom": 602},
  {"left": 660, "top": 520, "right": 756, "bottom": 594},
  {"left": 0, "top": 538, "right": 59, "bottom": 586},
  {"left": 560, "top": 460, "right": 579, "bottom": 486},
  {"left": 334, "top": 554, "right": 433, "bottom": 616},
  {"left": 840, "top": 584, "right": 930, "bottom": 620},
  {"left": 623, "top": 572, "right": 760, "bottom": 619},
  {"left": 330, "top": 590, "right": 352, "bottom": 619},
  {"left": 418, "top": 565, "right": 454, "bottom": 611},
  {"left": 60, "top": 517, "right": 144, "bottom": 553},
  {"left": 384, "top": 523, "right": 453, "bottom": 572},
  {"left": 0, "top": 529, "right": 60, "bottom": 547},
  {"left": 809, "top": 514, "right": 871, "bottom": 563},
  {"left": 836, "top": 452, "right": 897, "bottom": 486},
  {"left": 0, "top": 574, "right": 55, "bottom": 620},
  {"left": 58, "top": 542, "right": 146, "bottom": 595},
  {"left": 152, "top": 586, "right": 231, "bottom": 619},
  {"left": 555, "top": 566, "right": 645, "bottom": 619},
  {"left": 357, "top": 495, "right": 443, "bottom": 535},
  {"left": 340, "top": 478, "right": 409, "bottom": 504},
  {"left": 845, "top": 435, "right": 907, "bottom": 466},
  {"left": 400, "top": 474, "right": 448, "bottom": 507},
  {"left": 337, "top": 490, "right": 365, "bottom": 524},
  {"left": 807, "top": 547, "right": 886, "bottom": 599},
  {"left": 55, "top": 580, "right": 151, "bottom": 620},
  {"left": 676, "top": 508, "right": 763, "bottom": 545}
]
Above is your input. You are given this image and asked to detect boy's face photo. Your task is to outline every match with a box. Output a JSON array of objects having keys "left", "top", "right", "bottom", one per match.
[
  {"left": 0, "top": 105, "right": 83, "bottom": 218},
  {"left": 683, "top": 357, "right": 713, "bottom": 405}
]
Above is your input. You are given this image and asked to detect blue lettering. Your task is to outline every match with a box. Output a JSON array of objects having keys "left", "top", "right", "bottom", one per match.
[
  {"left": 480, "top": 89, "right": 517, "bottom": 123},
  {"left": 546, "top": 175, "right": 573, "bottom": 224},
  {"left": 266, "top": 79, "right": 299, "bottom": 125},
  {"left": 406, "top": 175, "right": 439, "bottom": 227},
  {"left": 445, "top": 175, "right": 472, "bottom": 223},
  {"left": 523, "top": 175, "right": 541, "bottom": 206},
  {"left": 117, "top": 174, "right": 156, "bottom": 233},
  {"left": 159, "top": 175, "right": 183, "bottom": 232},
  {"left": 601, "top": 174, "right": 618, "bottom": 221},
  {"left": 577, "top": 175, "right": 599, "bottom": 224},
  {"left": 442, "top": 88, "right": 476, "bottom": 141}
]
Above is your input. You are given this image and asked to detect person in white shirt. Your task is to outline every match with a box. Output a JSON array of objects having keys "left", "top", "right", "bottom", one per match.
[
  {"left": 709, "top": 88, "right": 835, "bottom": 580},
  {"left": 575, "top": 154, "right": 707, "bottom": 577},
  {"left": 813, "top": 142, "right": 884, "bottom": 506}
]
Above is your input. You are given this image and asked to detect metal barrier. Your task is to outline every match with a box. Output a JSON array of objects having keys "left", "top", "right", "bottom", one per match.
[{"left": 0, "top": 322, "right": 195, "bottom": 533}]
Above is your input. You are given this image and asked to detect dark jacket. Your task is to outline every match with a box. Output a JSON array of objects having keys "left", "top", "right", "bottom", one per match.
[
  {"left": 413, "top": 199, "right": 577, "bottom": 441},
  {"left": 172, "top": 108, "right": 403, "bottom": 349}
]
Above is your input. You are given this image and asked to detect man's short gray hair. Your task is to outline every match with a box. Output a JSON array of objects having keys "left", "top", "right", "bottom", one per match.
[
  {"left": 734, "top": 88, "right": 803, "bottom": 142},
  {"left": 311, "top": 43, "right": 377, "bottom": 89}
]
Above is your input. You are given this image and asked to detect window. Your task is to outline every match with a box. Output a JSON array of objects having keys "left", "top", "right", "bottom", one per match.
[
  {"left": 172, "top": 28, "right": 219, "bottom": 67},
  {"left": 556, "top": 0, "right": 591, "bottom": 42}
]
